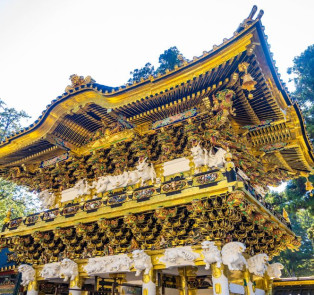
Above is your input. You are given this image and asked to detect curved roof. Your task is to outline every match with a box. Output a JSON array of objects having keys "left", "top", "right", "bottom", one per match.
[{"left": 0, "top": 6, "right": 313, "bottom": 173}]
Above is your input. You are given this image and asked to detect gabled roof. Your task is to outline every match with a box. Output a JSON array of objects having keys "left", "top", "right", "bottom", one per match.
[{"left": 0, "top": 6, "right": 312, "bottom": 174}]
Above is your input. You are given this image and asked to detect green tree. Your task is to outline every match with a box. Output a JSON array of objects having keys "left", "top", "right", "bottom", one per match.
[
  {"left": 156, "top": 46, "right": 185, "bottom": 75},
  {"left": 0, "top": 99, "right": 29, "bottom": 142},
  {"left": 128, "top": 62, "right": 155, "bottom": 83},
  {"left": 0, "top": 99, "right": 38, "bottom": 227},
  {"left": 0, "top": 179, "right": 39, "bottom": 227},
  {"left": 288, "top": 44, "right": 314, "bottom": 141},
  {"left": 265, "top": 192, "right": 314, "bottom": 276},
  {"left": 128, "top": 47, "right": 186, "bottom": 83},
  {"left": 268, "top": 44, "right": 314, "bottom": 277}
]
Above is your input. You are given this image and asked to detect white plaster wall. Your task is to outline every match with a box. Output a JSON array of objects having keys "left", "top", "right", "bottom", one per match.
[
  {"left": 61, "top": 187, "right": 77, "bottom": 202},
  {"left": 163, "top": 157, "right": 190, "bottom": 177}
]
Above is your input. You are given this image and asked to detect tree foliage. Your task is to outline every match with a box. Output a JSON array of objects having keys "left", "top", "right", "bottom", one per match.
[
  {"left": 128, "top": 63, "right": 155, "bottom": 84},
  {"left": 288, "top": 44, "right": 314, "bottom": 141},
  {"left": 128, "top": 47, "right": 185, "bottom": 83},
  {"left": 0, "top": 99, "right": 29, "bottom": 142},
  {"left": 265, "top": 44, "right": 314, "bottom": 277},
  {"left": 265, "top": 190, "right": 314, "bottom": 276},
  {"left": 0, "top": 99, "right": 38, "bottom": 226},
  {"left": 156, "top": 47, "right": 184, "bottom": 75},
  {"left": 0, "top": 178, "right": 39, "bottom": 227}
]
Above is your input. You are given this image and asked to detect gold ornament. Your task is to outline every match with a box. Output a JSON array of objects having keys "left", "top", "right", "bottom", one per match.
[{"left": 238, "top": 62, "right": 257, "bottom": 98}]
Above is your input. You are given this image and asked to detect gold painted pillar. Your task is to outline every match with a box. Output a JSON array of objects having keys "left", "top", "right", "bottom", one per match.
[
  {"left": 27, "top": 280, "right": 38, "bottom": 295},
  {"left": 211, "top": 263, "right": 229, "bottom": 295},
  {"left": 69, "top": 275, "right": 83, "bottom": 295},
  {"left": 142, "top": 269, "right": 156, "bottom": 295},
  {"left": 178, "top": 267, "right": 188, "bottom": 295},
  {"left": 264, "top": 274, "right": 273, "bottom": 295},
  {"left": 244, "top": 269, "right": 255, "bottom": 295},
  {"left": 178, "top": 267, "right": 197, "bottom": 295}
]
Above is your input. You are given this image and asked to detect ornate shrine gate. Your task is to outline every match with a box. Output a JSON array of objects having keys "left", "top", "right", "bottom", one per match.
[{"left": 0, "top": 5, "right": 313, "bottom": 295}]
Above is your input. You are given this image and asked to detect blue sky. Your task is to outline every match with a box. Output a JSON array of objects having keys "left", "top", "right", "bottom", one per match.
[{"left": 0, "top": 0, "right": 313, "bottom": 122}]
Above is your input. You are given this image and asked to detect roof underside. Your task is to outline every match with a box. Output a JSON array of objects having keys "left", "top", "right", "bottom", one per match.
[{"left": 0, "top": 15, "right": 312, "bottom": 174}]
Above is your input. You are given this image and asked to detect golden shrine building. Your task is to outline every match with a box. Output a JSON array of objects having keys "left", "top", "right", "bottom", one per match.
[{"left": 0, "top": 6, "right": 313, "bottom": 295}]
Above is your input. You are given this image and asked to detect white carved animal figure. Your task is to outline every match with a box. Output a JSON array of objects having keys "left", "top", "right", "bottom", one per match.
[
  {"left": 163, "top": 248, "right": 198, "bottom": 264},
  {"left": 106, "top": 171, "right": 129, "bottom": 189},
  {"left": 41, "top": 262, "right": 61, "bottom": 279},
  {"left": 59, "top": 258, "right": 78, "bottom": 281},
  {"left": 84, "top": 257, "right": 111, "bottom": 275},
  {"left": 136, "top": 158, "right": 156, "bottom": 186},
  {"left": 18, "top": 265, "right": 35, "bottom": 286},
  {"left": 191, "top": 143, "right": 207, "bottom": 172},
  {"left": 109, "top": 256, "right": 132, "bottom": 272},
  {"left": 38, "top": 190, "right": 56, "bottom": 209},
  {"left": 207, "top": 147, "right": 227, "bottom": 168},
  {"left": 267, "top": 263, "right": 284, "bottom": 279},
  {"left": 221, "top": 242, "right": 247, "bottom": 271},
  {"left": 128, "top": 170, "right": 139, "bottom": 185},
  {"left": 94, "top": 176, "right": 110, "bottom": 194},
  {"left": 247, "top": 254, "right": 269, "bottom": 276},
  {"left": 201, "top": 241, "right": 222, "bottom": 269},
  {"left": 74, "top": 179, "right": 89, "bottom": 196},
  {"left": 132, "top": 250, "right": 152, "bottom": 276}
]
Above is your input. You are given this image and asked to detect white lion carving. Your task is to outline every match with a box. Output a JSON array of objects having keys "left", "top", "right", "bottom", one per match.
[
  {"left": 191, "top": 143, "right": 207, "bottom": 172},
  {"left": 93, "top": 176, "right": 110, "bottom": 194},
  {"left": 90, "top": 158, "right": 156, "bottom": 193},
  {"left": 221, "top": 242, "right": 247, "bottom": 271},
  {"left": 136, "top": 158, "right": 156, "bottom": 186},
  {"left": 18, "top": 264, "right": 35, "bottom": 286},
  {"left": 201, "top": 241, "right": 222, "bottom": 269},
  {"left": 267, "top": 263, "right": 284, "bottom": 279},
  {"left": 74, "top": 179, "right": 89, "bottom": 196},
  {"left": 191, "top": 144, "right": 227, "bottom": 172},
  {"left": 161, "top": 247, "right": 199, "bottom": 265},
  {"left": 132, "top": 250, "right": 152, "bottom": 276},
  {"left": 207, "top": 147, "right": 227, "bottom": 168},
  {"left": 247, "top": 254, "right": 269, "bottom": 276},
  {"left": 59, "top": 258, "right": 78, "bottom": 281},
  {"left": 41, "top": 262, "right": 61, "bottom": 279},
  {"left": 38, "top": 190, "right": 56, "bottom": 209}
]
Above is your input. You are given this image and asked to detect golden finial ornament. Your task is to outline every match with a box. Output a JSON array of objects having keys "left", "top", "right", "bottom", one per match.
[{"left": 238, "top": 62, "right": 257, "bottom": 99}]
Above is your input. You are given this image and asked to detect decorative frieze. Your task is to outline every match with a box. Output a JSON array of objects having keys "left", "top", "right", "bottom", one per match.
[
  {"left": 84, "top": 254, "right": 132, "bottom": 275},
  {"left": 159, "top": 246, "right": 200, "bottom": 267}
]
